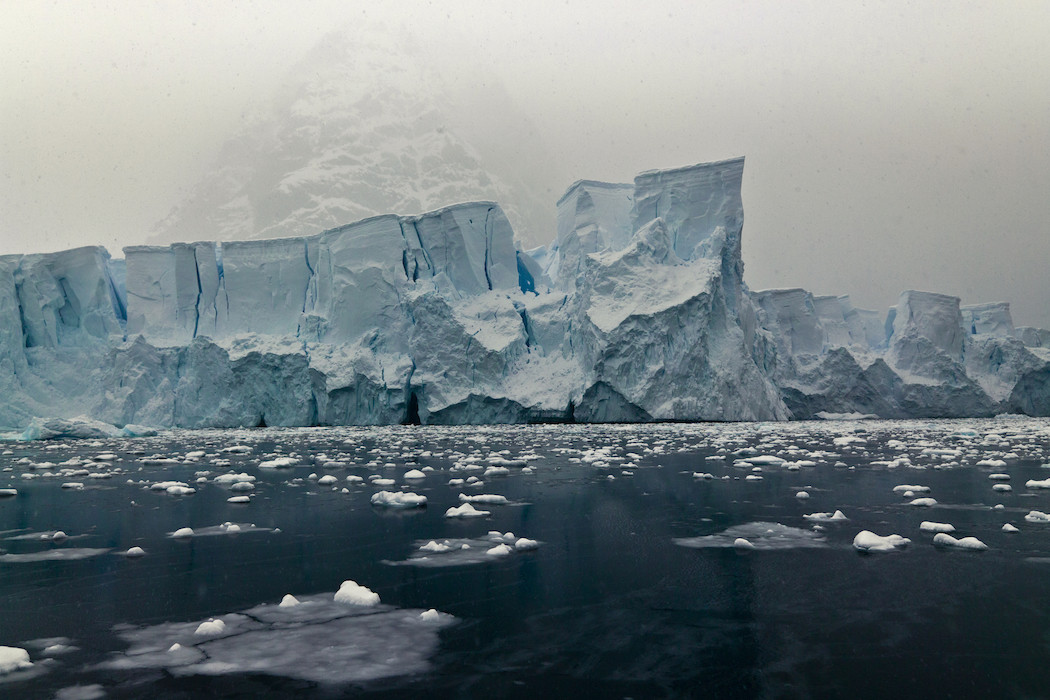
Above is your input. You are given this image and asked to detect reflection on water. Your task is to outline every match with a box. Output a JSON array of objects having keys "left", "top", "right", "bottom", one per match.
[{"left": 2, "top": 418, "right": 1050, "bottom": 697}]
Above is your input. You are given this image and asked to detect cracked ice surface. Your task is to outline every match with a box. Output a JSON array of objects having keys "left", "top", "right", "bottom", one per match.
[{"left": 99, "top": 593, "right": 454, "bottom": 684}]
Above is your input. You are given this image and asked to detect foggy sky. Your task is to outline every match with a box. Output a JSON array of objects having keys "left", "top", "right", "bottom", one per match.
[{"left": 2, "top": 1, "right": 1049, "bottom": 328}]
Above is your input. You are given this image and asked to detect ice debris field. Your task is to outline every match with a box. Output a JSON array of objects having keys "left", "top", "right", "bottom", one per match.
[
  {"left": 5, "top": 417, "right": 1050, "bottom": 695},
  {"left": 3, "top": 158, "right": 1050, "bottom": 438}
]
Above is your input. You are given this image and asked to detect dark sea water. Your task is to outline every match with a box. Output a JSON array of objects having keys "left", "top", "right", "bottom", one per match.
[{"left": 3, "top": 418, "right": 1050, "bottom": 699}]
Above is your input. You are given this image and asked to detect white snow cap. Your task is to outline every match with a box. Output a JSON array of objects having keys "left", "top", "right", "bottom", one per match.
[
  {"left": 0, "top": 646, "right": 32, "bottom": 675},
  {"left": 853, "top": 530, "right": 911, "bottom": 552},
  {"left": 334, "top": 580, "right": 381, "bottom": 606}
]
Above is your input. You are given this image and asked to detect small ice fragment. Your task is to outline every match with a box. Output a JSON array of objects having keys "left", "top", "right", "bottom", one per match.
[
  {"left": 194, "top": 618, "right": 226, "bottom": 636},
  {"left": 51, "top": 530, "right": 68, "bottom": 541},
  {"left": 334, "top": 580, "right": 380, "bottom": 606},
  {"left": 908, "top": 497, "right": 937, "bottom": 507},
  {"left": 485, "top": 543, "right": 513, "bottom": 556},
  {"left": 893, "top": 484, "right": 930, "bottom": 494},
  {"left": 733, "top": 538, "right": 756, "bottom": 549},
  {"left": 403, "top": 469, "right": 426, "bottom": 480},
  {"left": 125, "top": 546, "right": 146, "bottom": 558},
  {"left": 989, "top": 473, "right": 1010, "bottom": 481},
  {"left": 932, "top": 533, "right": 988, "bottom": 550},
  {"left": 258, "top": 457, "right": 298, "bottom": 469},
  {"left": 993, "top": 504, "right": 1005, "bottom": 511},
  {"left": 445, "top": 503, "right": 490, "bottom": 518},
  {"left": 420, "top": 540, "right": 452, "bottom": 553},
  {"left": 484, "top": 466, "right": 510, "bottom": 477},
  {"left": 1002, "top": 523, "right": 1019, "bottom": 533},
  {"left": 1025, "top": 478, "right": 1050, "bottom": 489},
  {"left": 0, "top": 646, "right": 32, "bottom": 675},
  {"left": 853, "top": 530, "right": 911, "bottom": 552},
  {"left": 279, "top": 594, "right": 300, "bottom": 607},
  {"left": 227, "top": 495, "right": 250, "bottom": 503},
  {"left": 1024, "top": 510, "right": 1050, "bottom": 523},
  {"left": 458, "top": 493, "right": 509, "bottom": 505},
  {"left": 920, "top": 522, "right": 956, "bottom": 533},
  {"left": 419, "top": 609, "right": 440, "bottom": 621},
  {"left": 370, "top": 491, "right": 427, "bottom": 508},
  {"left": 692, "top": 472, "right": 714, "bottom": 479},
  {"left": 993, "top": 484, "right": 1012, "bottom": 492},
  {"left": 514, "top": 537, "right": 539, "bottom": 551},
  {"left": 745, "top": 475, "right": 763, "bottom": 481},
  {"left": 795, "top": 491, "right": 810, "bottom": 499},
  {"left": 62, "top": 482, "right": 84, "bottom": 490},
  {"left": 317, "top": 475, "right": 337, "bottom": 485},
  {"left": 0, "top": 488, "right": 17, "bottom": 497},
  {"left": 168, "top": 643, "right": 182, "bottom": 652},
  {"left": 172, "top": 527, "right": 194, "bottom": 538},
  {"left": 501, "top": 532, "right": 516, "bottom": 543}
]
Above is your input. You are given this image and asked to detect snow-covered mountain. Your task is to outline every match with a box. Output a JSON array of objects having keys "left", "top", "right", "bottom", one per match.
[{"left": 148, "top": 27, "right": 553, "bottom": 248}]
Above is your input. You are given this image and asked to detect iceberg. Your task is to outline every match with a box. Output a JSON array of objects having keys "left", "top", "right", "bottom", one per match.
[{"left": 2, "top": 157, "right": 1049, "bottom": 430}]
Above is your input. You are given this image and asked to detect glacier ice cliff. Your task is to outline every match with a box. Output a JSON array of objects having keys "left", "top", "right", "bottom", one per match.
[{"left": 2, "top": 157, "right": 1049, "bottom": 431}]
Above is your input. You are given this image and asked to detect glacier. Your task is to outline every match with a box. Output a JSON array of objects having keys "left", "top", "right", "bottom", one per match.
[{"left": 2, "top": 157, "right": 1049, "bottom": 432}]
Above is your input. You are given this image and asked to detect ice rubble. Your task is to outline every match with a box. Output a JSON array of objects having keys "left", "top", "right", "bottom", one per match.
[{"left": 2, "top": 156, "right": 1050, "bottom": 431}]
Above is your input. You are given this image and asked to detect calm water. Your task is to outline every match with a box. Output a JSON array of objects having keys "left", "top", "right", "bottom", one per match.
[{"left": 3, "top": 419, "right": 1050, "bottom": 698}]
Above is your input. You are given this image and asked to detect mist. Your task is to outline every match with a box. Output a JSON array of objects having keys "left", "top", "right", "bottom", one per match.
[{"left": 2, "top": 0, "right": 1048, "bottom": 327}]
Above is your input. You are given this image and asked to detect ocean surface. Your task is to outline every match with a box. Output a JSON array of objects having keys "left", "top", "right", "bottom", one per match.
[{"left": 3, "top": 418, "right": 1050, "bottom": 698}]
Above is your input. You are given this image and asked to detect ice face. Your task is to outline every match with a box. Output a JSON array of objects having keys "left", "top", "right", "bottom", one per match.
[{"left": 4, "top": 157, "right": 1050, "bottom": 431}]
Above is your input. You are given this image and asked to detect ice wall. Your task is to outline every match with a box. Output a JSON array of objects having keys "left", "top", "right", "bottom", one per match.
[{"left": 3, "top": 156, "right": 1050, "bottom": 430}]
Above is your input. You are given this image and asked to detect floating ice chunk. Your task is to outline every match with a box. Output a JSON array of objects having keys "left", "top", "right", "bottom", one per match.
[
  {"left": 458, "top": 493, "right": 509, "bottom": 505},
  {"left": 125, "top": 546, "right": 146, "bottom": 558},
  {"left": 223, "top": 523, "right": 241, "bottom": 532},
  {"left": 222, "top": 445, "right": 252, "bottom": 454},
  {"left": 977, "top": 459, "right": 1007, "bottom": 468},
  {"left": 172, "top": 527, "right": 195, "bottom": 538},
  {"left": 334, "top": 580, "right": 380, "bottom": 606},
  {"left": 514, "top": 537, "right": 539, "bottom": 551},
  {"left": 213, "top": 472, "right": 256, "bottom": 484},
  {"left": 259, "top": 457, "right": 298, "bottom": 469},
  {"left": 0, "top": 488, "right": 16, "bottom": 497},
  {"left": 195, "top": 619, "right": 226, "bottom": 636},
  {"left": 692, "top": 472, "right": 715, "bottom": 479},
  {"left": 676, "top": 522, "right": 827, "bottom": 550},
  {"left": 1025, "top": 510, "right": 1050, "bottom": 523},
  {"left": 988, "top": 473, "right": 1011, "bottom": 481},
  {"left": 920, "top": 522, "right": 956, "bottom": 533},
  {"left": 370, "top": 478, "right": 396, "bottom": 487},
  {"left": 992, "top": 484, "right": 1012, "bottom": 492},
  {"left": 448, "top": 478, "right": 465, "bottom": 486},
  {"left": 62, "top": 482, "right": 85, "bottom": 490},
  {"left": 795, "top": 491, "right": 810, "bottom": 499},
  {"left": 1026, "top": 478, "right": 1050, "bottom": 489},
  {"left": 420, "top": 540, "right": 452, "bottom": 553},
  {"left": 185, "top": 450, "right": 205, "bottom": 460},
  {"left": 908, "top": 498, "right": 937, "bottom": 507},
  {"left": 121, "top": 424, "right": 159, "bottom": 438},
  {"left": 803, "top": 510, "right": 848, "bottom": 521},
  {"left": 483, "top": 466, "right": 510, "bottom": 477},
  {"left": 734, "top": 538, "right": 756, "bottom": 549},
  {"left": 993, "top": 504, "right": 1005, "bottom": 511},
  {"left": 166, "top": 485, "right": 196, "bottom": 496},
  {"left": 51, "top": 530, "right": 68, "bottom": 541},
  {"left": 748, "top": 455, "right": 786, "bottom": 466},
  {"left": 1003, "top": 523, "right": 1019, "bottom": 533},
  {"left": 345, "top": 475, "right": 363, "bottom": 484},
  {"left": 230, "top": 481, "right": 254, "bottom": 492},
  {"left": 227, "top": 495, "right": 251, "bottom": 503},
  {"left": 932, "top": 533, "right": 988, "bottom": 550},
  {"left": 370, "top": 491, "right": 426, "bottom": 509},
  {"left": 419, "top": 609, "right": 440, "bottom": 622},
  {"left": 0, "top": 646, "right": 32, "bottom": 675},
  {"left": 853, "top": 530, "right": 910, "bottom": 552},
  {"left": 485, "top": 543, "right": 513, "bottom": 556},
  {"left": 745, "top": 475, "right": 763, "bottom": 481},
  {"left": 403, "top": 469, "right": 426, "bottom": 480},
  {"left": 893, "top": 484, "right": 930, "bottom": 494},
  {"left": 445, "top": 503, "right": 490, "bottom": 518},
  {"left": 317, "top": 475, "right": 337, "bottom": 485},
  {"left": 279, "top": 594, "right": 300, "bottom": 607}
]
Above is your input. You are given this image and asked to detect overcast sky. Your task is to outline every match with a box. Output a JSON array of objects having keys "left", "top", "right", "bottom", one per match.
[{"left": 2, "top": 1, "right": 1049, "bottom": 327}]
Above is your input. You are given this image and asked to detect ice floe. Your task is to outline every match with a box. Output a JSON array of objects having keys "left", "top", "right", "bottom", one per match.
[
  {"left": 853, "top": 531, "right": 910, "bottom": 552},
  {"left": 675, "top": 522, "right": 827, "bottom": 550},
  {"left": 932, "top": 533, "right": 988, "bottom": 550},
  {"left": 334, "top": 580, "right": 381, "bottom": 606},
  {"left": 919, "top": 522, "right": 956, "bottom": 533},
  {"left": 370, "top": 491, "right": 427, "bottom": 509}
]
